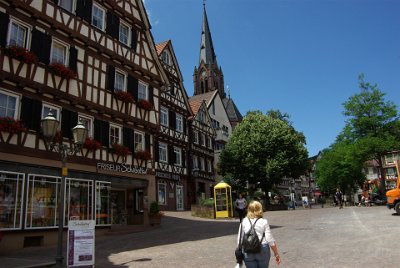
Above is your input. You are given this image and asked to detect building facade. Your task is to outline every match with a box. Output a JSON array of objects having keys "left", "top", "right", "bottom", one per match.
[
  {"left": 0, "top": 0, "right": 167, "bottom": 250},
  {"left": 155, "top": 40, "right": 192, "bottom": 211}
]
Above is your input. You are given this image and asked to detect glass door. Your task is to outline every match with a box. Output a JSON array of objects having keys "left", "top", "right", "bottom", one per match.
[{"left": 176, "top": 185, "right": 184, "bottom": 211}]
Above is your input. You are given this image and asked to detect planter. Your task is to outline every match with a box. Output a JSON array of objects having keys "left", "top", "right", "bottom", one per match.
[
  {"left": 114, "top": 91, "right": 134, "bottom": 103},
  {"left": 191, "top": 205, "right": 215, "bottom": 219},
  {"left": 137, "top": 99, "right": 153, "bottom": 111},
  {"left": 148, "top": 214, "right": 162, "bottom": 226},
  {"left": 48, "top": 63, "right": 76, "bottom": 79},
  {"left": 2, "top": 46, "right": 38, "bottom": 64},
  {"left": 0, "top": 117, "right": 26, "bottom": 134},
  {"left": 135, "top": 150, "right": 152, "bottom": 161},
  {"left": 111, "top": 143, "right": 130, "bottom": 157},
  {"left": 83, "top": 137, "right": 102, "bottom": 151}
]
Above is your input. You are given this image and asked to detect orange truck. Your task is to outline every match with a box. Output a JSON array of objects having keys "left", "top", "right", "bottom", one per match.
[{"left": 386, "top": 160, "right": 400, "bottom": 214}]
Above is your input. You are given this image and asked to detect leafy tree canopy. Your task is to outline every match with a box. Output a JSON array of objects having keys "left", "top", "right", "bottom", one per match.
[
  {"left": 317, "top": 74, "right": 400, "bottom": 194},
  {"left": 219, "top": 110, "right": 308, "bottom": 193}
]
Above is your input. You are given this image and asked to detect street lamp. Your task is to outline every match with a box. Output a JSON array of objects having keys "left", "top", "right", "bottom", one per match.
[{"left": 41, "top": 111, "right": 87, "bottom": 267}]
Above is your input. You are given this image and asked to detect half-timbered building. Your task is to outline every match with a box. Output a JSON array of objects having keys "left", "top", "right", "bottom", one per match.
[
  {"left": 187, "top": 99, "right": 216, "bottom": 202},
  {"left": 0, "top": 0, "right": 166, "bottom": 251},
  {"left": 155, "top": 40, "right": 192, "bottom": 211}
]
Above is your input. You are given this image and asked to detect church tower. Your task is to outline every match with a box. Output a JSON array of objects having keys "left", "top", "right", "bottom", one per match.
[{"left": 193, "top": 3, "right": 225, "bottom": 98}]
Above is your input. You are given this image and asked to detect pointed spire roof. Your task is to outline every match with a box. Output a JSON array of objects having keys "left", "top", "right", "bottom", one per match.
[{"left": 199, "top": 2, "right": 217, "bottom": 66}]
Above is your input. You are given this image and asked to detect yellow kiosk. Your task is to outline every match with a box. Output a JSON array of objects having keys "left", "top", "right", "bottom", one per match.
[{"left": 214, "top": 181, "right": 233, "bottom": 218}]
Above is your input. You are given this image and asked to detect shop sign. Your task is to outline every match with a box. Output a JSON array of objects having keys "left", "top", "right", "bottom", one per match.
[
  {"left": 156, "top": 171, "right": 180, "bottom": 181},
  {"left": 96, "top": 162, "right": 147, "bottom": 175},
  {"left": 67, "top": 220, "right": 95, "bottom": 267}
]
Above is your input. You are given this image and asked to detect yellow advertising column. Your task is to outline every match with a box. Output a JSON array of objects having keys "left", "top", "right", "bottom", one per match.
[{"left": 214, "top": 181, "right": 233, "bottom": 218}]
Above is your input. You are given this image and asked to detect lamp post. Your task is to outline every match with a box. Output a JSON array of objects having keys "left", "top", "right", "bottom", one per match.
[{"left": 41, "top": 111, "right": 87, "bottom": 267}]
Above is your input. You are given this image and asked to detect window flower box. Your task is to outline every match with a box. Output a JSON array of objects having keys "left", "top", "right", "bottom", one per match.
[
  {"left": 48, "top": 63, "right": 76, "bottom": 79},
  {"left": 114, "top": 90, "right": 134, "bottom": 103},
  {"left": 137, "top": 99, "right": 153, "bottom": 111},
  {"left": 111, "top": 143, "right": 130, "bottom": 157},
  {"left": 0, "top": 117, "right": 26, "bottom": 134},
  {"left": 2, "top": 46, "right": 38, "bottom": 64},
  {"left": 135, "top": 150, "right": 152, "bottom": 161},
  {"left": 83, "top": 137, "right": 102, "bottom": 151}
]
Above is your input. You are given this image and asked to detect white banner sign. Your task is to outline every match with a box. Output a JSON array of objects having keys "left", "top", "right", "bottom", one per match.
[{"left": 67, "top": 220, "right": 95, "bottom": 267}]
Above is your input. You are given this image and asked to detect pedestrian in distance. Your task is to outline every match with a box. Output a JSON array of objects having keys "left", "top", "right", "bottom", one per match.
[
  {"left": 237, "top": 200, "right": 281, "bottom": 268},
  {"left": 235, "top": 193, "right": 247, "bottom": 223},
  {"left": 335, "top": 188, "right": 343, "bottom": 209}
]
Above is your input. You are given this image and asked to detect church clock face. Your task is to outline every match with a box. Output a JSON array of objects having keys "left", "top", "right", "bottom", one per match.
[{"left": 201, "top": 71, "right": 206, "bottom": 78}]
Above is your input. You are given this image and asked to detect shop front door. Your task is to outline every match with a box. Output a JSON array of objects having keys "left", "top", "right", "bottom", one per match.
[
  {"left": 110, "top": 189, "right": 127, "bottom": 225},
  {"left": 176, "top": 185, "right": 184, "bottom": 211}
]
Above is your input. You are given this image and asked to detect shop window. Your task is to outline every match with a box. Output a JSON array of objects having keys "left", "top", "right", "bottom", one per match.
[
  {"left": 0, "top": 171, "right": 24, "bottom": 230},
  {"left": 158, "top": 181, "right": 166, "bottom": 205},
  {"left": 135, "top": 189, "right": 144, "bottom": 213},
  {"left": 26, "top": 174, "right": 60, "bottom": 229},
  {"left": 95, "top": 181, "right": 111, "bottom": 225},
  {"left": 66, "top": 178, "right": 93, "bottom": 225}
]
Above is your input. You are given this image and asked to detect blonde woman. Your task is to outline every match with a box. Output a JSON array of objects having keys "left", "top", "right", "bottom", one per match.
[{"left": 237, "top": 201, "right": 281, "bottom": 267}]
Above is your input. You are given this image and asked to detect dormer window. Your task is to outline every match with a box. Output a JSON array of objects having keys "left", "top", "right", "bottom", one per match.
[{"left": 161, "top": 50, "right": 171, "bottom": 65}]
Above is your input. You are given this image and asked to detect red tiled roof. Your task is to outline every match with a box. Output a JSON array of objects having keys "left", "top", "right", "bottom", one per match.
[
  {"left": 155, "top": 40, "right": 169, "bottom": 56},
  {"left": 188, "top": 91, "right": 217, "bottom": 114}
]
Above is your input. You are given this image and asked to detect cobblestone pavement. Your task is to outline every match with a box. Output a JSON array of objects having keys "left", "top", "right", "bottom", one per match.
[{"left": 1, "top": 206, "right": 399, "bottom": 268}]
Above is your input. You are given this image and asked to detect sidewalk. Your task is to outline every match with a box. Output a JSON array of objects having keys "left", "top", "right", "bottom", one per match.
[{"left": 0, "top": 211, "right": 233, "bottom": 268}]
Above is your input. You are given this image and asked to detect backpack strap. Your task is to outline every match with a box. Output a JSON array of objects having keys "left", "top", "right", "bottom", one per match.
[{"left": 249, "top": 218, "right": 265, "bottom": 241}]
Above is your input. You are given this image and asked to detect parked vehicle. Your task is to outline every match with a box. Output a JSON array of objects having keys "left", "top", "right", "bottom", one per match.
[
  {"left": 372, "top": 192, "right": 386, "bottom": 205},
  {"left": 386, "top": 160, "right": 400, "bottom": 214}
]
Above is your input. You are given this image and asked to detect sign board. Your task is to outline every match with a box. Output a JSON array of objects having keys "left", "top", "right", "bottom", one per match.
[{"left": 67, "top": 220, "right": 95, "bottom": 267}]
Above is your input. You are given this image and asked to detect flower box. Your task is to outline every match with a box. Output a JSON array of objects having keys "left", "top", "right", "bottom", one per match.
[
  {"left": 112, "top": 143, "right": 130, "bottom": 157},
  {"left": 0, "top": 117, "right": 26, "bottom": 134},
  {"left": 2, "top": 46, "right": 38, "bottom": 64},
  {"left": 114, "top": 90, "right": 134, "bottom": 103},
  {"left": 48, "top": 63, "right": 76, "bottom": 79},
  {"left": 83, "top": 137, "right": 102, "bottom": 151},
  {"left": 137, "top": 99, "right": 153, "bottom": 111},
  {"left": 135, "top": 150, "right": 152, "bottom": 161}
]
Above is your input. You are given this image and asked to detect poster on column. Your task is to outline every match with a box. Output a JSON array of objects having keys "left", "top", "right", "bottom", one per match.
[{"left": 67, "top": 220, "right": 95, "bottom": 267}]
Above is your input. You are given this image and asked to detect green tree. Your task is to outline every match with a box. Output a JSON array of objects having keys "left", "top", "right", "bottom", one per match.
[
  {"left": 340, "top": 74, "right": 400, "bottom": 193},
  {"left": 315, "top": 142, "right": 366, "bottom": 196},
  {"left": 219, "top": 110, "right": 308, "bottom": 200}
]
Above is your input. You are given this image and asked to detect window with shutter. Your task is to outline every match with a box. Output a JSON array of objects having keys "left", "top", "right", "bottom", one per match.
[{"left": 0, "top": 12, "right": 10, "bottom": 48}]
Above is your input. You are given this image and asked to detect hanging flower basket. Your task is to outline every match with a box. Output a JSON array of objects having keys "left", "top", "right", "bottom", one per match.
[
  {"left": 114, "top": 90, "right": 134, "bottom": 103},
  {"left": 137, "top": 99, "right": 154, "bottom": 111},
  {"left": 135, "top": 150, "right": 152, "bottom": 161},
  {"left": 48, "top": 63, "right": 77, "bottom": 79},
  {"left": 0, "top": 117, "right": 26, "bottom": 134},
  {"left": 83, "top": 137, "right": 102, "bottom": 151},
  {"left": 2, "top": 46, "right": 38, "bottom": 64},
  {"left": 112, "top": 143, "right": 130, "bottom": 157}
]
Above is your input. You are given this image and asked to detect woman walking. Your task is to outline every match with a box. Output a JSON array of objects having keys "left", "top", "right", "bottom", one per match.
[{"left": 237, "top": 201, "right": 281, "bottom": 267}]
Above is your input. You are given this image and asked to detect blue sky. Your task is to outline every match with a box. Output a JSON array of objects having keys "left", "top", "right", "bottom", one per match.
[{"left": 144, "top": 0, "right": 400, "bottom": 157}]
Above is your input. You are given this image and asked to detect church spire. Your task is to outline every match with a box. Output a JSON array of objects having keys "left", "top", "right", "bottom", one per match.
[{"left": 199, "top": 2, "right": 217, "bottom": 66}]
